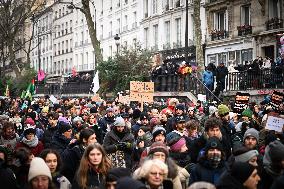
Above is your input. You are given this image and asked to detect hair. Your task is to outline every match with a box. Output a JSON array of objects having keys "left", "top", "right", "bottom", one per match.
[
  {"left": 2, "top": 120, "right": 15, "bottom": 132},
  {"left": 204, "top": 117, "right": 222, "bottom": 132},
  {"left": 14, "top": 147, "right": 32, "bottom": 165},
  {"left": 47, "top": 112, "right": 59, "bottom": 120},
  {"left": 133, "top": 159, "right": 168, "bottom": 180},
  {"left": 79, "top": 128, "right": 95, "bottom": 145},
  {"left": 40, "top": 149, "right": 62, "bottom": 172},
  {"left": 185, "top": 120, "right": 200, "bottom": 131},
  {"left": 76, "top": 143, "right": 111, "bottom": 189}
]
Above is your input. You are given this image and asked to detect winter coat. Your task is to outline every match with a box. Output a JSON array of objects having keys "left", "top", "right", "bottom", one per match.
[
  {"left": 216, "top": 171, "right": 245, "bottom": 189},
  {"left": 16, "top": 136, "right": 44, "bottom": 156},
  {"left": 72, "top": 168, "right": 104, "bottom": 189},
  {"left": 203, "top": 70, "right": 214, "bottom": 86},
  {"left": 98, "top": 115, "right": 115, "bottom": 137},
  {"left": 216, "top": 66, "right": 228, "bottom": 81},
  {"left": 42, "top": 125, "right": 58, "bottom": 148},
  {"left": 103, "top": 129, "right": 134, "bottom": 168},
  {"left": 189, "top": 160, "right": 226, "bottom": 185},
  {"left": 0, "top": 164, "right": 18, "bottom": 189},
  {"left": 271, "top": 174, "right": 284, "bottom": 189},
  {"left": 0, "top": 133, "right": 20, "bottom": 151},
  {"left": 50, "top": 132, "right": 71, "bottom": 155},
  {"left": 61, "top": 144, "right": 85, "bottom": 182}
]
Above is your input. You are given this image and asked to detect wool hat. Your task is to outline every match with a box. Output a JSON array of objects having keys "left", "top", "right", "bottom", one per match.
[
  {"left": 41, "top": 106, "right": 49, "bottom": 113},
  {"left": 106, "top": 167, "right": 131, "bottom": 182},
  {"left": 113, "top": 117, "right": 125, "bottom": 127},
  {"left": 28, "top": 157, "right": 52, "bottom": 181},
  {"left": 175, "top": 103, "right": 185, "bottom": 111},
  {"left": 152, "top": 126, "right": 166, "bottom": 139},
  {"left": 218, "top": 104, "right": 230, "bottom": 116},
  {"left": 170, "top": 137, "right": 186, "bottom": 152},
  {"left": 268, "top": 140, "right": 284, "bottom": 162},
  {"left": 234, "top": 150, "right": 259, "bottom": 163},
  {"left": 25, "top": 117, "right": 35, "bottom": 126},
  {"left": 148, "top": 141, "right": 169, "bottom": 157},
  {"left": 243, "top": 128, "right": 259, "bottom": 143},
  {"left": 90, "top": 106, "right": 98, "bottom": 113},
  {"left": 242, "top": 109, "right": 253, "bottom": 118},
  {"left": 149, "top": 117, "right": 159, "bottom": 128},
  {"left": 231, "top": 161, "right": 256, "bottom": 184},
  {"left": 209, "top": 106, "right": 218, "bottom": 116},
  {"left": 140, "top": 112, "right": 149, "bottom": 120},
  {"left": 175, "top": 115, "right": 186, "bottom": 123},
  {"left": 106, "top": 107, "right": 114, "bottom": 112},
  {"left": 188, "top": 182, "right": 216, "bottom": 189},
  {"left": 205, "top": 137, "right": 223, "bottom": 152},
  {"left": 23, "top": 127, "right": 36, "bottom": 136},
  {"left": 58, "top": 121, "right": 72, "bottom": 134},
  {"left": 116, "top": 177, "right": 146, "bottom": 189},
  {"left": 73, "top": 116, "right": 83, "bottom": 123},
  {"left": 58, "top": 116, "right": 69, "bottom": 124}
]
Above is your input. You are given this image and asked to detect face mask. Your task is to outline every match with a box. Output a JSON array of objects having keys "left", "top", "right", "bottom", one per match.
[{"left": 208, "top": 152, "right": 222, "bottom": 168}]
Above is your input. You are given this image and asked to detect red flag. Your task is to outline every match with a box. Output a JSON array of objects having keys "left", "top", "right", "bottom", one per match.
[
  {"left": 37, "top": 70, "right": 45, "bottom": 81},
  {"left": 72, "top": 67, "right": 77, "bottom": 77}
]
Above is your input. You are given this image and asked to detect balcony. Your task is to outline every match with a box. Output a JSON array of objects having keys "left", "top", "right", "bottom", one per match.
[
  {"left": 173, "top": 42, "right": 182, "bottom": 48},
  {"left": 266, "top": 17, "right": 283, "bottom": 30},
  {"left": 210, "top": 30, "right": 229, "bottom": 41},
  {"left": 237, "top": 25, "right": 252, "bottom": 36}
]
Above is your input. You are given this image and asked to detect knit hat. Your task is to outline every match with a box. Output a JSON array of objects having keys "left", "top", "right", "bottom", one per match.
[
  {"left": 209, "top": 106, "right": 217, "bottom": 116},
  {"left": 23, "top": 127, "right": 36, "bottom": 136},
  {"left": 25, "top": 117, "right": 35, "bottom": 126},
  {"left": 218, "top": 104, "right": 230, "bottom": 116},
  {"left": 90, "top": 106, "right": 98, "bottom": 113},
  {"left": 152, "top": 126, "right": 166, "bottom": 139},
  {"left": 58, "top": 121, "right": 72, "bottom": 134},
  {"left": 106, "top": 167, "right": 131, "bottom": 182},
  {"left": 149, "top": 117, "right": 159, "bottom": 128},
  {"left": 243, "top": 128, "right": 259, "bottom": 143},
  {"left": 41, "top": 106, "right": 49, "bottom": 113},
  {"left": 58, "top": 116, "right": 69, "bottom": 124},
  {"left": 113, "top": 117, "right": 125, "bottom": 127},
  {"left": 148, "top": 141, "right": 169, "bottom": 157},
  {"left": 188, "top": 182, "right": 216, "bottom": 189},
  {"left": 28, "top": 157, "right": 52, "bottom": 182},
  {"left": 175, "top": 115, "right": 186, "bottom": 123},
  {"left": 268, "top": 140, "right": 284, "bottom": 162},
  {"left": 231, "top": 161, "right": 256, "bottom": 184},
  {"left": 140, "top": 112, "right": 149, "bottom": 120},
  {"left": 205, "top": 137, "right": 223, "bottom": 152},
  {"left": 73, "top": 116, "right": 83, "bottom": 123},
  {"left": 116, "top": 177, "right": 146, "bottom": 189},
  {"left": 234, "top": 150, "right": 259, "bottom": 163},
  {"left": 170, "top": 137, "right": 186, "bottom": 152},
  {"left": 242, "top": 109, "right": 253, "bottom": 118},
  {"left": 106, "top": 107, "right": 113, "bottom": 112},
  {"left": 175, "top": 103, "right": 185, "bottom": 111}
]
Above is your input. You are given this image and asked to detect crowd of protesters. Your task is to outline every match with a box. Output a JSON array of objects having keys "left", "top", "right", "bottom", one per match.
[{"left": 0, "top": 94, "right": 284, "bottom": 189}]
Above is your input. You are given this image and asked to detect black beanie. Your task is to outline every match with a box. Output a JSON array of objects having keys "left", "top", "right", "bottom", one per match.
[
  {"left": 231, "top": 162, "right": 256, "bottom": 184},
  {"left": 106, "top": 167, "right": 131, "bottom": 182},
  {"left": 58, "top": 121, "right": 72, "bottom": 134},
  {"left": 116, "top": 177, "right": 146, "bottom": 189},
  {"left": 269, "top": 140, "right": 284, "bottom": 162},
  {"left": 205, "top": 137, "right": 223, "bottom": 152}
]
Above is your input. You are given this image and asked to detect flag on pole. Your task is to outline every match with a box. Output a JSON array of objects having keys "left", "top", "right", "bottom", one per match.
[
  {"left": 91, "top": 72, "right": 100, "bottom": 94},
  {"left": 4, "top": 84, "right": 9, "bottom": 97},
  {"left": 25, "top": 79, "right": 35, "bottom": 100},
  {"left": 72, "top": 67, "right": 77, "bottom": 77},
  {"left": 37, "top": 70, "right": 45, "bottom": 81}
]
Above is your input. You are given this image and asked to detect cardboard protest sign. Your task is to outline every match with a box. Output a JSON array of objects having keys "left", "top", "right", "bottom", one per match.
[
  {"left": 265, "top": 115, "right": 284, "bottom": 133},
  {"left": 130, "top": 81, "right": 154, "bottom": 103},
  {"left": 49, "top": 95, "right": 58, "bottom": 104},
  {"left": 233, "top": 92, "right": 250, "bottom": 114},
  {"left": 270, "top": 91, "right": 284, "bottom": 112}
]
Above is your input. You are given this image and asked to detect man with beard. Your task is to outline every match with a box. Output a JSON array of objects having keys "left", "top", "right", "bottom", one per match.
[
  {"left": 166, "top": 103, "right": 189, "bottom": 133},
  {"left": 98, "top": 107, "right": 116, "bottom": 138},
  {"left": 42, "top": 112, "right": 59, "bottom": 148},
  {"left": 131, "top": 112, "right": 150, "bottom": 135}
]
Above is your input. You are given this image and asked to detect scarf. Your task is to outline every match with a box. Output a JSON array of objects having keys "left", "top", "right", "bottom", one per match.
[{"left": 21, "top": 136, "right": 39, "bottom": 147}]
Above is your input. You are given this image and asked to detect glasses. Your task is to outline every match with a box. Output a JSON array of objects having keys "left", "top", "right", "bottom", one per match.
[{"left": 150, "top": 172, "right": 165, "bottom": 177}]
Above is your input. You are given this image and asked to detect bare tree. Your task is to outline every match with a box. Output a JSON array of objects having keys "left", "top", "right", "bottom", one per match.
[{"left": 0, "top": 0, "right": 45, "bottom": 77}]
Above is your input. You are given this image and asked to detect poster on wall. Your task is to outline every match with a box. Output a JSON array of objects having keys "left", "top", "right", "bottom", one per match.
[{"left": 233, "top": 92, "right": 250, "bottom": 114}]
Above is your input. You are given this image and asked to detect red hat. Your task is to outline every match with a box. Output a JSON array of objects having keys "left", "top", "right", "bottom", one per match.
[{"left": 25, "top": 118, "right": 35, "bottom": 126}]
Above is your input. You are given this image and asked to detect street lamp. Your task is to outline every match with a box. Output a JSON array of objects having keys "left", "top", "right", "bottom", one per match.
[{"left": 114, "top": 34, "right": 120, "bottom": 54}]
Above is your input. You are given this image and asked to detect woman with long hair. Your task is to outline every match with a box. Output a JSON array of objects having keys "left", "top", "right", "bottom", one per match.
[
  {"left": 72, "top": 143, "right": 112, "bottom": 189},
  {"left": 40, "top": 149, "right": 71, "bottom": 189}
]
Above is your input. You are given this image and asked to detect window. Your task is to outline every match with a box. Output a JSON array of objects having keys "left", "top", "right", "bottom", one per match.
[
  {"left": 241, "top": 49, "right": 253, "bottom": 64},
  {"left": 241, "top": 5, "right": 250, "bottom": 25},
  {"left": 218, "top": 53, "right": 227, "bottom": 65},
  {"left": 176, "top": 18, "right": 181, "bottom": 45},
  {"left": 144, "top": 27, "right": 149, "bottom": 48},
  {"left": 153, "top": 0, "right": 157, "bottom": 14},
  {"left": 165, "top": 0, "right": 170, "bottom": 10},
  {"left": 109, "top": 46, "right": 113, "bottom": 57},
  {"left": 144, "top": 0, "right": 149, "bottom": 18},
  {"left": 153, "top": 24, "right": 159, "bottom": 47},
  {"left": 214, "top": 10, "right": 227, "bottom": 31},
  {"left": 268, "top": 0, "right": 280, "bottom": 18},
  {"left": 165, "top": 21, "right": 170, "bottom": 44},
  {"left": 117, "top": 18, "right": 120, "bottom": 33}
]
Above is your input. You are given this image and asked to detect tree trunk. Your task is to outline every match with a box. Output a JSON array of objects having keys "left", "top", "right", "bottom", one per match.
[
  {"left": 81, "top": 0, "right": 103, "bottom": 73},
  {"left": 193, "top": 0, "right": 204, "bottom": 72},
  {"left": 7, "top": 38, "right": 21, "bottom": 77}
]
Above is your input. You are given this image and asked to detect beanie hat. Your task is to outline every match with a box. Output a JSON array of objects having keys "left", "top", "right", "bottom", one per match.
[
  {"left": 106, "top": 107, "right": 113, "bottom": 112},
  {"left": 209, "top": 106, "right": 217, "bottom": 116},
  {"left": 218, "top": 104, "right": 230, "bottom": 116},
  {"left": 58, "top": 121, "right": 72, "bottom": 134},
  {"left": 234, "top": 150, "right": 259, "bottom": 163},
  {"left": 116, "top": 177, "right": 146, "bottom": 189},
  {"left": 175, "top": 103, "right": 185, "bottom": 111},
  {"left": 148, "top": 141, "right": 169, "bottom": 157},
  {"left": 242, "top": 109, "right": 253, "bottom": 118},
  {"left": 243, "top": 128, "right": 259, "bottom": 143},
  {"left": 205, "top": 137, "right": 223, "bottom": 152},
  {"left": 41, "top": 106, "right": 49, "bottom": 113},
  {"left": 152, "top": 126, "right": 166, "bottom": 139},
  {"left": 231, "top": 161, "right": 256, "bottom": 184},
  {"left": 175, "top": 115, "right": 186, "bottom": 123},
  {"left": 73, "top": 116, "right": 83, "bottom": 123},
  {"left": 170, "top": 137, "right": 186, "bottom": 152},
  {"left": 149, "top": 117, "right": 159, "bottom": 128},
  {"left": 113, "top": 117, "right": 125, "bottom": 127},
  {"left": 58, "top": 116, "right": 69, "bottom": 124},
  {"left": 188, "top": 181, "right": 216, "bottom": 189},
  {"left": 23, "top": 127, "right": 36, "bottom": 136},
  {"left": 25, "top": 117, "right": 35, "bottom": 126},
  {"left": 140, "top": 112, "right": 149, "bottom": 120},
  {"left": 106, "top": 167, "right": 131, "bottom": 182},
  {"left": 268, "top": 140, "right": 284, "bottom": 162},
  {"left": 28, "top": 157, "right": 52, "bottom": 182},
  {"left": 90, "top": 106, "right": 98, "bottom": 113}
]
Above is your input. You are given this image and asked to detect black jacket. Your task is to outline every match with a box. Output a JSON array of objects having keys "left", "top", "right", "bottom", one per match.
[
  {"left": 0, "top": 161, "right": 18, "bottom": 189},
  {"left": 216, "top": 171, "right": 245, "bottom": 189},
  {"left": 72, "top": 168, "right": 104, "bottom": 189},
  {"left": 50, "top": 132, "right": 71, "bottom": 155},
  {"left": 42, "top": 125, "right": 58, "bottom": 148}
]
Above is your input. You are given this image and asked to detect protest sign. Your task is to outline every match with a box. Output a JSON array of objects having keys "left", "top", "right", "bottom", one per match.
[
  {"left": 233, "top": 92, "right": 250, "bottom": 114},
  {"left": 265, "top": 115, "right": 284, "bottom": 132}
]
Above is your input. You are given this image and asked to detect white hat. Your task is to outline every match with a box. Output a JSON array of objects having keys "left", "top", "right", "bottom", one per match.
[
  {"left": 28, "top": 157, "right": 52, "bottom": 182},
  {"left": 113, "top": 117, "right": 125, "bottom": 127}
]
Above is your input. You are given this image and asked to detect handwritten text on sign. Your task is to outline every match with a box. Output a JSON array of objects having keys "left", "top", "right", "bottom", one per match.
[
  {"left": 266, "top": 116, "right": 284, "bottom": 133},
  {"left": 129, "top": 81, "right": 154, "bottom": 102}
]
